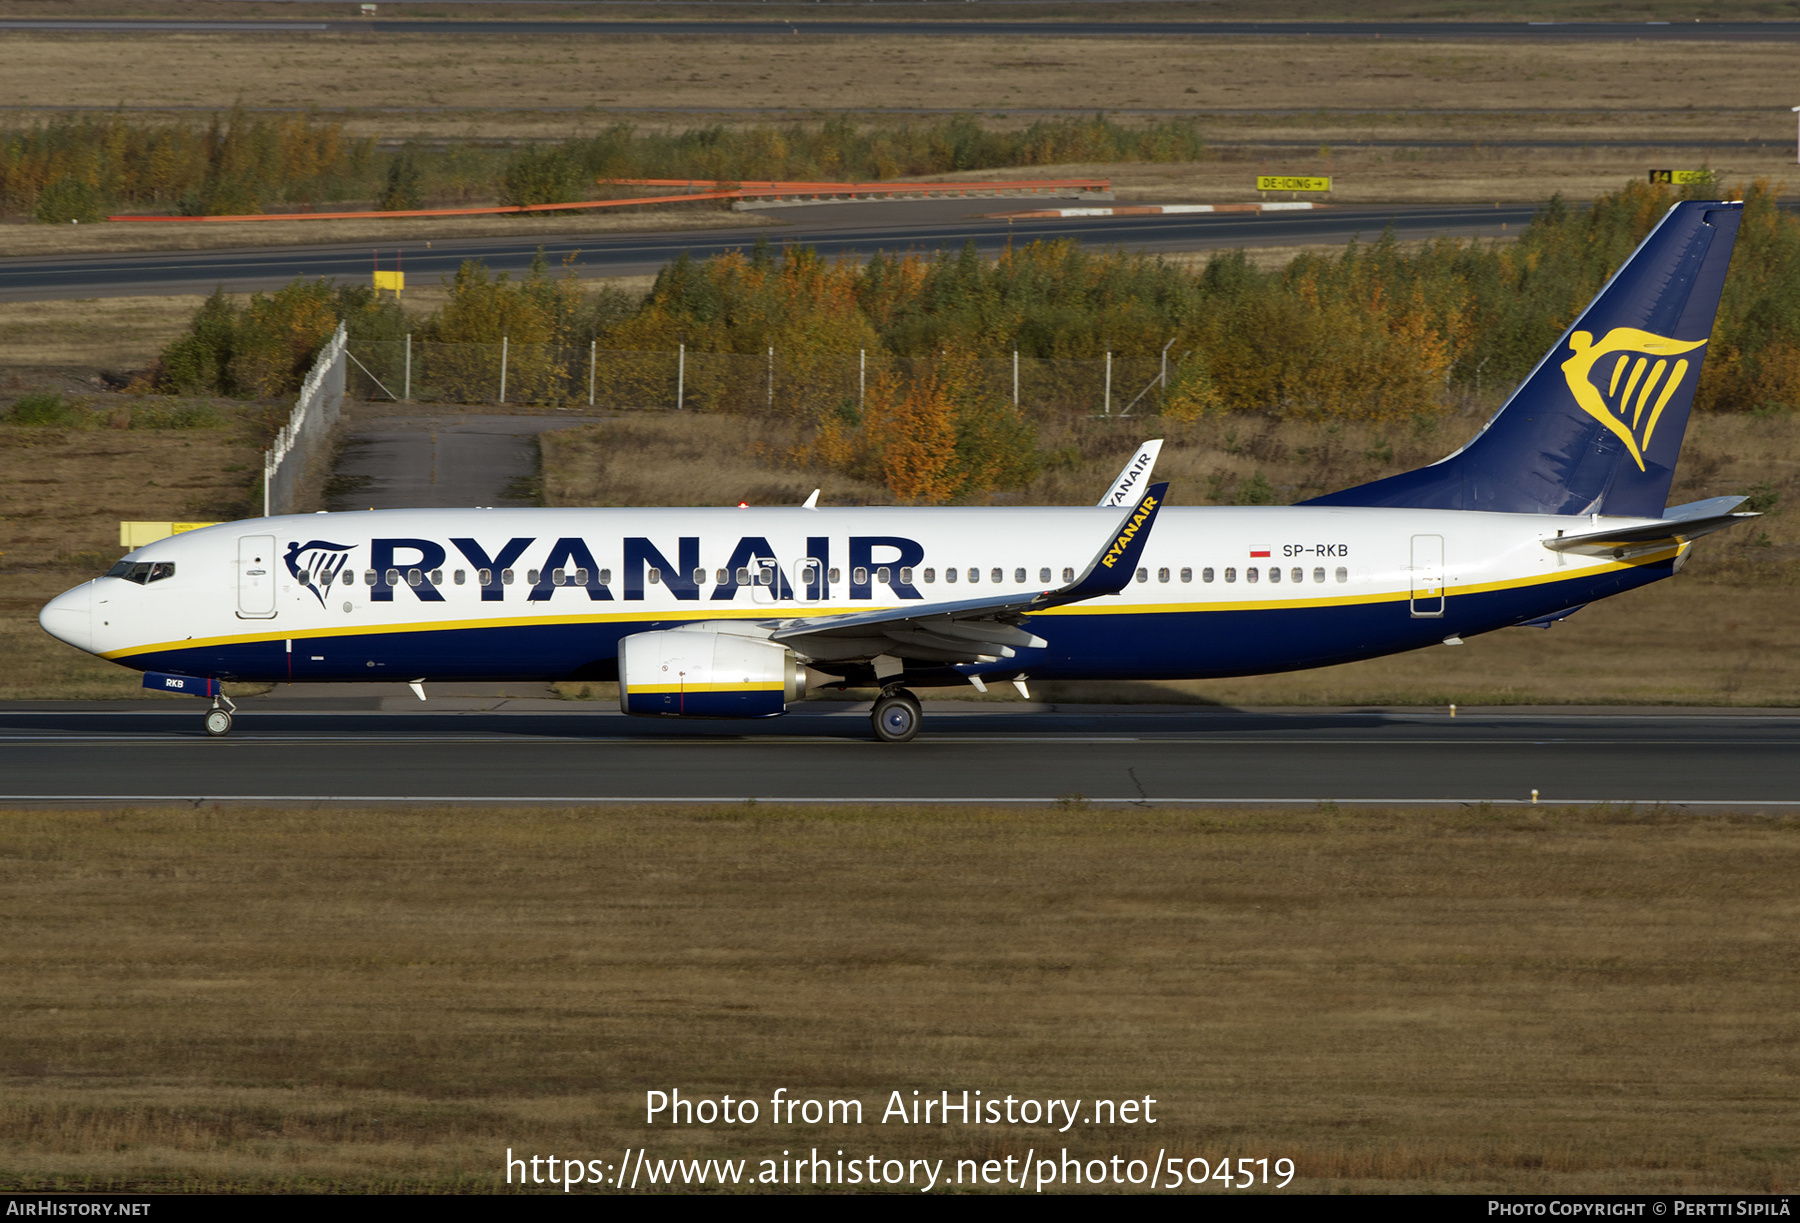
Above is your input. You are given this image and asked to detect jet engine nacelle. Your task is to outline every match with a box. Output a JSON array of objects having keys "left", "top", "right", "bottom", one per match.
[{"left": 618, "top": 629, "right": 807, "bottom": 718}]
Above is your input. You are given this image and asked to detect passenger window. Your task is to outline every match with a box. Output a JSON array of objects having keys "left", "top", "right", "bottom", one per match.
[
  {"left": 1135, "top": 567, "right": 1148, "bottom": 583},
  {"left": 759, "top": 564, "right": 775, "bottom": 586},
  {"left": 551, "top": 569, "right": 566, "bottom": 586},
  {"left": 599, "top": 569, "right": 611, "bottom": 585},
  {"left": 1158, "top": 567, "right": 1170, "bottom": 583},
  {"left": 1201, "top": 567, "right": 1213, "bottom": 583},
  {"left": 924, "top": 568, "right": 936, "bottom": 583},
  {"left": 647, "top": 568, "right": 661, "bottom": 585},
  {"left": 715, "top": 568, "right": 728, "bottom": 584},
  {"left": 430, "top": 569, "right": 443, "bottom": 586},
  {"left": 477, "top": 568, "right": 491, "bottom": 586},
  {"left": 946, "top": 568, "right": 958, "bottom": 583},
  {"left": 386, "top": 568, "right": 401, "bottom": 587},
  {"left": 968, "top": 568, "right": 980, "bottom": 584},
  {"left": 692, "top": 568, "right": 705, "bottom": 585},
  {"left": 1247, "top": 568, "right": 1260, "bottom": 583},
  {"left": 853, "top": 566, "right": 869, "bottom": 585},
  {"left": 149, "top": 562, "right": 176, "bottom": 583},
  {"left": 454, "top": 569, "right": 466, "bottom": 586},
  {"left": 1224, "top": 567, "right": 1236, "bottom": 583},
  {"left": 900, "top": 567, "right": 913, "bottom": 584},
  {"left": 1014, "top": 567, "right": 1025, "bottom": 583},
  {"left": 990, "top": 567, "right": 1003, "bottom": 584},
  {"left": 1267, "top": 567, "right": 1280, "bottom": 584},
  {"left": 501, "top": 569, "right": 514, "bottom": 585},
  {"left": 877, "top": 566, "right": 891, "bottom": 584},
  {"left": 365, "top": 570, "right": 377, "bottom": 586},
  {"left": 1062, "top": 567, "right": 1074, "bottom": 583},
  {"left": 529, "top": 569, "right": 543, "bottom": 585},
  {"left": 735, "top": 567, "right": 749, "bottom": 584},
  {"left": 1336, "top": 566, "right": 1348, "bottom": 583},
  {"left": 1313, "top": 567, "right": 1325, "bottom": 583},
  {"left": 1039, "top": 567, "right": 1051, "bottom": 583},
  {"left": 1291, "top": 567, "right": 1303, "bottom": 583},
  {"left": 829, "top": 567, "right": 841, "bottom": 584},
  {"left": 576, "top": 568, "right": 590, "bottom": 585}
]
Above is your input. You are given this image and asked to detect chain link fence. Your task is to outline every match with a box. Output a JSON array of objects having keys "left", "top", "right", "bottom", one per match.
[{"left": 345, "top": 339, "right": 1173, "bottom": 418}]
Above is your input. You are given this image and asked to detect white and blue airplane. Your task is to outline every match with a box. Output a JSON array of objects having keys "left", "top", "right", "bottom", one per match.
[{"left": 40, "top": 199, "right": 1756, "bottom": 742}]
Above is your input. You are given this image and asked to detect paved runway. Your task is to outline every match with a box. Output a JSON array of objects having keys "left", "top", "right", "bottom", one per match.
[
  {"left": 0, "top": 202, "right": 1539, "bottom": 301},
  {"left": 4, "top": 19, "right": 1798, "bottom": 40},
  {"left": 3, "top": 703, "right": 1795, "bottom": 805}
]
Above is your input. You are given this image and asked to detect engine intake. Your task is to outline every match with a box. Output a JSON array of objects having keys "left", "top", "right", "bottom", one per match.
[{"left": 618, "top": 629, "right": 807, "bottom": 718}]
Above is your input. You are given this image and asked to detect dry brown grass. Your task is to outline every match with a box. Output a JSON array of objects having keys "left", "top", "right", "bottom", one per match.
[
  {"left": 0, "top": 801, "right": 1794, "bottom": 1193},
  {"left": 1, "top": 33, "right": 1792, "bottom": 125},
  {"left": 0, "top": 295, "right": 216, "bottom": 368}
]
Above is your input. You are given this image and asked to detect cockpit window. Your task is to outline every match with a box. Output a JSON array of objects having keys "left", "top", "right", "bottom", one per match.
[{"left": 105, "top": 561, "right": 174, "bottom": 585}]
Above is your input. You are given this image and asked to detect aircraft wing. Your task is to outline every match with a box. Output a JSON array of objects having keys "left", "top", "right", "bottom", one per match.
[{"left": 772, "top": 482, "right": 1169, "bottom": 666}]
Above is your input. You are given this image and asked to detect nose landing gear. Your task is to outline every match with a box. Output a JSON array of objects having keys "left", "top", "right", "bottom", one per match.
[
  {"left": 871, "top": 686, "right": 921, "bottom": 743},
  {"left": 203, "top": 692, "right": 236, "bottom": 737}
]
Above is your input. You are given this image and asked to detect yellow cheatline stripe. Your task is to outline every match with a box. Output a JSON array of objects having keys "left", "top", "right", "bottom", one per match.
[
  {"left": 630, "top": 681, "right": 785, "bottom": 694},
  {"left": 101, "top": 549, "right": 1678, "bottom": 661}
]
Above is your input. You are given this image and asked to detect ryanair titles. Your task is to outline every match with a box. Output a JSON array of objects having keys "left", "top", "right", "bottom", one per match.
[
  {"left": 285, "top": 534, "right": 930, "bottom": 604},
  {"left": 1098, "top": 493, "right": 1159, "bottom": 570}
]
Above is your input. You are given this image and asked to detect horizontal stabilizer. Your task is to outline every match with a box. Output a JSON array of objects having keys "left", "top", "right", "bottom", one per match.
[{"left": 1544, "top": 501, "right": 1757, "bottom": 557}]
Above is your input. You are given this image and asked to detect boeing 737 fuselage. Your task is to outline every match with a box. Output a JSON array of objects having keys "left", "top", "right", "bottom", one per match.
[{"left": 37, "top": 200, "right": 1757, "bottom": 741}]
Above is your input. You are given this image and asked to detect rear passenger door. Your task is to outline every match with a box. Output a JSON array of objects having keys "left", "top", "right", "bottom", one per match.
[{"left": 1409, "top": 534, "right": 1444, "bottom": 618}]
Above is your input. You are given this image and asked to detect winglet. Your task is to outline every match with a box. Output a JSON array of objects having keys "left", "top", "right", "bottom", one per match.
[
  {"left": 1051, "top": 481, "right": 1169, "bottom": 604},
  {"left": 802, "top": 489, "right": 820, "bottom": 510},
  {"left": 1097, "top": 439, "right": 1163, "bottom": 507}
]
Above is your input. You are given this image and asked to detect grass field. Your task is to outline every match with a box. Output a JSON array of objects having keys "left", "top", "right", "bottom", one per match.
[
  {"left": 2, "top": 32, "right": 1792, "bottom": 123},
  {"left": 1, "top": 800, "right": 1794, "bottom": 1193}
]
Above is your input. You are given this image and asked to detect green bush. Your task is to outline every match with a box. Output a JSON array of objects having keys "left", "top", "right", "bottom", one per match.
[
  {"left": 7, "top": 390, "right": 84, "bottom": 425},
  {"left": 129, "top": 401, "right": 225, "bottom": 429},
  {"left": 33, "top": 176, "right": 104, "bottom": 224}
]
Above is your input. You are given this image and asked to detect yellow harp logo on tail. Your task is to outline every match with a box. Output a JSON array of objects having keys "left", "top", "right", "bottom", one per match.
[{"left": 1560, "top": 328, "right": 1707, "bottom": 471}]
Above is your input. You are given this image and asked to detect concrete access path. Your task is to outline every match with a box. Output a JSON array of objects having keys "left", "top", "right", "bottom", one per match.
[{"left": 318, "top": 402, "right": 612, "bottom": 703}]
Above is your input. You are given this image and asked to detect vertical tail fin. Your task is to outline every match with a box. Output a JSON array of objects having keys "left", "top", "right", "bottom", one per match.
[{"left": 1305, "top": 199, "right": 1742, "bottom": 517}]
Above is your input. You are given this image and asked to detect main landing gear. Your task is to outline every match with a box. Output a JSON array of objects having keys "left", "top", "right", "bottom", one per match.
[
  {"left": 871, "top": 686, "right": 921, "bottom": 744},
  {"left": 203, "top": 692, "right": 236, "bottom": 737}
]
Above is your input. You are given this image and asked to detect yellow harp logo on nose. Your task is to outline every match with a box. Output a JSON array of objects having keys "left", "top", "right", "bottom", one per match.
[{"left": 1561, "top": 328, "right": 1707, "bottom": 471}]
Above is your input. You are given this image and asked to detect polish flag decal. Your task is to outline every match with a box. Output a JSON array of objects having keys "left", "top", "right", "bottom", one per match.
[{"left": 1249, "top": 548, "right": 1271, "bottom": 558}]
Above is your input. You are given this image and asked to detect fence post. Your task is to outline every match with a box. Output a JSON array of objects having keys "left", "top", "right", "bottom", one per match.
[
  {"left": 1104, "top": 351, "right": 1112, "bottom": 418},
  {"left": 767, "top": 345, "right": 774, "bottom": 410},
  {"left": 1013, "top": 349, "right": 1019, "bottom": 407},
  {"left": 404, "top": 333, "right": 411, "bottom": 401},
  {"left": 263, "top": 449, "right": 271, "bottom": 517},
  {"left": 589, "top": 340, "right": 596, "bottom": 407},
  {"left": 859, "top": 349, "right": 866, "bottom": 411},
  {"left": 499, "top": 336, "right": 508, "bottom": 405},
  {"left": 677, "top": 342, "right": 685, "bottom": 411}
]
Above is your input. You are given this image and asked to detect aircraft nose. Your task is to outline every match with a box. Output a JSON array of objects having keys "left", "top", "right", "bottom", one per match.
[{"left": 39, "top": 581, "right": 94, "bottom": 654}]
